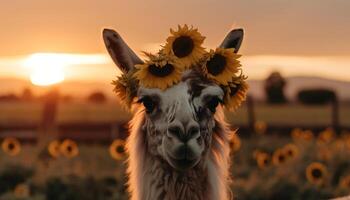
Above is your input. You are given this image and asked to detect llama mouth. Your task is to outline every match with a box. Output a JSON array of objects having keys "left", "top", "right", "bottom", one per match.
[
  {"left": 169, "top": 157, "right": 199, "bottom": 171},
  {"left": 166, "top": 151, "right": 199, "bottom": 171}
]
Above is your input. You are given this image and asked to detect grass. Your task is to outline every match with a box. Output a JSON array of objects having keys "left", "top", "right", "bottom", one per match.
[
  {"left": 0, "top": 102, "right": 42, "bottom": 125},
  {"left": 226, "top": 103, "right": 350, "bottom": 127},
  {"left": 1, "top": 102, "right": 350, "bottom": 127}
]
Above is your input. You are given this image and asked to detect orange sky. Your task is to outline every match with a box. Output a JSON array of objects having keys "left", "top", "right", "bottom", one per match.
[{"left": 0, "top": 0, "right": 350, "bottom": 82}]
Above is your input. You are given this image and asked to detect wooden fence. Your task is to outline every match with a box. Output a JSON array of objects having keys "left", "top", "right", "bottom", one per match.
[{"left": 0, "top": 96, "right": 348, "bottom": 143}]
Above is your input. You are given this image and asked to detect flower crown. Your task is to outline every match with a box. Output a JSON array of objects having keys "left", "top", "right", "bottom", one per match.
[{"left": 113, "top": 25, "right": 248, "bottom": 111}]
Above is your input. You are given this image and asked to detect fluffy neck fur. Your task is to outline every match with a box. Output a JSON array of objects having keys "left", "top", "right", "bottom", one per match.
[{"left": 125, "top": 106, "right": 233, "bottom": 200}]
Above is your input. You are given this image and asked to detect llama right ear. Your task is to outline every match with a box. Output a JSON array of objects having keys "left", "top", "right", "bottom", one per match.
[
  {"left": 219, "top": 29, "right": 244, "bottom": 53},
  {"left": 103, "top": 29, "right": 143, "bottom": 72}
]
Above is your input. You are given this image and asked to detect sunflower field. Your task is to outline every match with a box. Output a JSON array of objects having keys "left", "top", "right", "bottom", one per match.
[
  {"left": 231, "top": 127, "right": 350, "bottom": 200},
  {"left": 0, "top": 127, "right": 349, "bottom": 199}
]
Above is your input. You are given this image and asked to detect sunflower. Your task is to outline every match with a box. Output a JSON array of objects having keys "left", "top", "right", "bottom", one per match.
[
  {"left": 109, "top": 139, "right": 126, "bottom": 160},
  {"left": 201, "top": 48, "right": 241, "bottom": 86},
  {"left": 339, "top": 175, "right": 350, "bottom": 190},
  {"left": 272, "top": 148, "right": 287, "bottom": 166},
  {"left": 253, "top": 149, "right": 263, "bottom": 159},
  {"left": 163, "top": 24, "right": 206, "bottom": 67},
  {"left": 48, "top": 140, "right": 61, "bottom": 158},
  {"left": 341, "top": 130, "right": 350, "bottom": 138},
  {"left": 2, "top": 137, "right": 21, "bottom": 156},
  {"left": 13, "top": 183, "right": 30, "bottom": 198},
  {"left": 300, "top": 130, "right": 314, "bottom": 141},
  {"left": 60, "top": 139, "right": 79, "bottom": 158},
  {"left": 291, "top": 128, "right": 302, "bottom": 141},
  {"left": 306, "top": 162, "right": 328, "bottom": 186},
  {"left": 333, "top": 139, "right": 346, "bottom": 151},
  {"left": 133, "top": 53, "right": 184, "bottom": 90},
  {"left": 256, "top": 152, "right": 271, "bottom": 169},
  {"left": 317, "top": 147, "right": 332, "bottom": 161},
  {"left": 112, "top": 70, "right": 139, "bottom": 108},
  {"left": 254, "top": 121, "right": 267, "bottom": 135},
  {"left": 223, "top": 79, "right": 248, "bottom": 111},
  {"left": 283, "top": 143, "right": 299, "bottom": 160},
  {"left": 346, "top": 137, "right": 350, "bottom": 151},
  {"left": 341, "top": 132, "right": 350, "bottom": 151},
  {"left": 317, "top": 128, "right": 334, "bottom": 145}
]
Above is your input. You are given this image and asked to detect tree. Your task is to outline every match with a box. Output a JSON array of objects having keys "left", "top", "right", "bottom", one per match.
[
  {"left": 41, "top": 89, "right": 60, "bottom": 130},
  {"left": 297, "top": 88, "right": 339, "bottom": 133},
  {"left": 264, "top": 71, "right": 287, "bottom": 104},
  {"left": 61, "top": 95, "right": 74, "bottom": 103},
  {"left": 0, "top": 94, "right": 20, "bottom": 102},
  {"left": 87, "top": 91, "right": 107, "bottom": 104},
  {"left": 297, "top": 88, "right": 336, "bottom": 105},
  {"left": 21, "top": 88, "right": 33, "bottom": 101}
]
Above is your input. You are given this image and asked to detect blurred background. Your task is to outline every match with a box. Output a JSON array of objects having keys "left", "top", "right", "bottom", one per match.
[{"left": 0, "top": 0, "right": 350, "bottom": 199}]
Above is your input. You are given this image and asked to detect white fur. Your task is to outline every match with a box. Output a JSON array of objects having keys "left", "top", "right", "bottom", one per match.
[{"left": 125, "top": 105, "right": 233, "bottom": 200}]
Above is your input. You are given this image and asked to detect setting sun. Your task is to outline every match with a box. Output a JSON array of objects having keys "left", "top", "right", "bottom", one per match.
[
  {"left": 21, "top": 53, "right": 110, "bottom": 86},
  {"left": 30, "top": 65, "right": 65, "bottom": 86},
  {"left": 23, "top": 53, "right": 66, "bottom": 86}
]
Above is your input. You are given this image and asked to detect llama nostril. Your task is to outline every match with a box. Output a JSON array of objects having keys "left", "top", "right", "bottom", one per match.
[
  {"left": 187, "top": 126, "right": 200, "bottom": 139},
  {"left": 167, "top": 125, "right": 184, "bottom": 140},
  {"left": 168, "top": 124, "right": 200, "bottom": 143},
  {"left": 197, "top": 137, "right": 203, "bottom": 145}
]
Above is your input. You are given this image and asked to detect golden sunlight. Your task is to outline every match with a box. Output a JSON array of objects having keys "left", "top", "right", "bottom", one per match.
[
  {"left": 23, "top": 53, "right": 66, "bottom": 86},
  {"left": 22, "top": 53, "right": 110, "bottom": 86},
  {"left": 30, "top": 65, "right": 65, "bottom": 86}
]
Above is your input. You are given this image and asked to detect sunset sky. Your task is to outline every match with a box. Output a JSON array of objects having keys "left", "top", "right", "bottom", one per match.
[{"left": 0, "top": 0, "right": 350, "bottom": 84}]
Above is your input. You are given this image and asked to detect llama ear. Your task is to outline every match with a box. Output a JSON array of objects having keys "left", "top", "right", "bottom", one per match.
[
  {"left": 103, "top": 29, "right": 143, "bottom": 72},
  {"left": 219, "top": 29, "right": 244, "bottom": 53}
]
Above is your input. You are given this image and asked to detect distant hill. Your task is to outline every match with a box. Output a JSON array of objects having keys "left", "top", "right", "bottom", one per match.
[{"left": 1, "top": 76, "right": 350, "bottom": 101}]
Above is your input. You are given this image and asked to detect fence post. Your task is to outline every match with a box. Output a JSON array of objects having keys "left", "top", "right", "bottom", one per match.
[
  {"left": 331, "top": 97, "right": 339, "bottom": 134},
  {"left": 246, "top": 95, "right": 256, "bottom": 133},
  {"left": 39, "top": 89, "right": 59, "bottom": 145}
]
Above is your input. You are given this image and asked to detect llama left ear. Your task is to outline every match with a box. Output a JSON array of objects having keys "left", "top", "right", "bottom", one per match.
[
  {"left": 219, "top": 29, "right": 244, "bottom": 53},
  {"left": 103, "top": 28, "right": 143, "bottom": 73}
]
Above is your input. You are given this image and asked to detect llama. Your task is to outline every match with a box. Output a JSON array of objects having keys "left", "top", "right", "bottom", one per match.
[{"left": 103, "top": 26, "right": 245, "bottom": 200}]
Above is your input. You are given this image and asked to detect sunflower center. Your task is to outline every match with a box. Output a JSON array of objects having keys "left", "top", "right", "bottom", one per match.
[
  {"left": 287, "top": 150, "right": 294, "bottom": 157},
  {"left": 206, "top": 54, "right": 227, "bottom": 76},
  {"left": 172, "top": 36, "right": 194, "bottom": 58},
  {"left": 278, "top": 155, "right": 285, "bottom": 163},
  {"left": 67, "top": 146, "right": 72, "bottom": 152},
  {"left": 116, "top": 146, "right": 124, "bottom": 153},
  {"left": 54, "top": 146, "right": 59, "bottom": 152},
  {"left": 148, "top": 64, "right": 174, "bottom": 77},
  {"left": 8, "top": 143, "right": 15, "bottom": 150},
  {"left": 312, "top": 169, "right": 323, "bottom": 179},
  {"left": 263, "top": 158, "right": 269, "bottom": 165}
]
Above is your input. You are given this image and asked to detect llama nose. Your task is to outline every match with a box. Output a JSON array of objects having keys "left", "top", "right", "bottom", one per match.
[{"left": 167, "top": 122, "right": 200, "bottom": 143}]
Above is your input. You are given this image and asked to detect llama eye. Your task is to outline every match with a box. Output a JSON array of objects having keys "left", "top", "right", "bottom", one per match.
[
  {"left": 206, "top": 97, "right": 221, "bottom": 113},
  {"left": 138, "top": 96, "right": 155, "bottom": 114}
]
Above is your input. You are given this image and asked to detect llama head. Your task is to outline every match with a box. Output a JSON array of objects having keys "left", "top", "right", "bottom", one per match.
[{"left": 103, "top": 26, "right": 245, "bottom": 171}]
